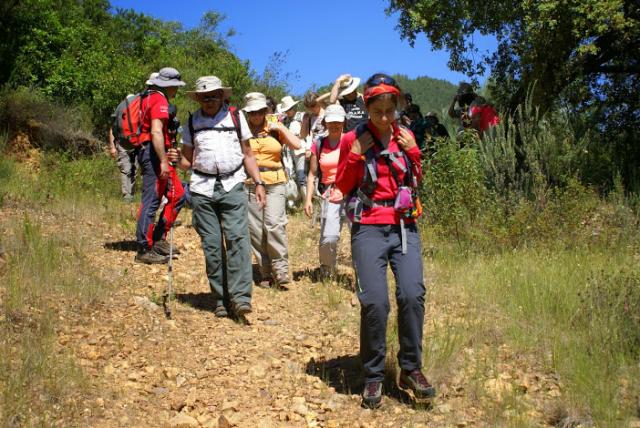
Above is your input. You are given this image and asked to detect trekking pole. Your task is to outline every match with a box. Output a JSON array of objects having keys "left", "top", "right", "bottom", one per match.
[{"left": 163, "top": 141, "right": 178, "bottom": 319}]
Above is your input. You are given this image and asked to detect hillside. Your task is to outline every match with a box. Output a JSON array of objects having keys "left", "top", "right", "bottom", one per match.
[{"left": 392, "top": 74, "right": 457, "bottom": 117}]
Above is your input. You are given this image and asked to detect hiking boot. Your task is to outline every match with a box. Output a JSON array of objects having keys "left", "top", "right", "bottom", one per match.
[
  {"left": 399, "top": 369, "right": 436, "bottom": 398},
  {"left": 361, "top": 381, "right": 383, "bottom": 409},
  {"left": 257, "top": 277, "right": 273, "bottom": 288},
  {"left": 153, "top": 240, "right": 181, "bottom": 256},
  {"left": 134, "top": 249, "right": 169, "bottom": 264},
  {"left": 275, "top": 272, "right": 291, "bottom": 286},
  {"left": 233, "top": 301, "right": 252, "bottom": 317},
  {"left": 214, "top": 304, "right": 228, "bottom": 318}
]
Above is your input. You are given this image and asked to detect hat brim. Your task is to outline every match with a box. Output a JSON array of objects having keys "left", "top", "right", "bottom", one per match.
[
  {"left": 276, "top": 100, "right": 300, "bottom": 114},
  {"left": 338, "top": 77, "right": 361, "bottom": 98},
  {"left": 324, "top": 114, "right": 345, "bottom": 123},
  {"left": 186, "top": 87, "right": 232, "bottom": 101},
  {"left": 149, "top": 79, "right": 186, "bottom": 88},
  {"left": 242, "top": 102, "right": 269, "bottom": 113}
]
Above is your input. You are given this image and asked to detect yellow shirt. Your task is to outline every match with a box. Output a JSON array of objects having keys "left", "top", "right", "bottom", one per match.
[{"left": 248, "top": 127, "right": 287, "bottom": 185}]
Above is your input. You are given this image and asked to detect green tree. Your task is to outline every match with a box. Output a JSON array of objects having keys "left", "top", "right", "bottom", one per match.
[{"left": 387, "top": 0, "right": 639, "bottom": 189}]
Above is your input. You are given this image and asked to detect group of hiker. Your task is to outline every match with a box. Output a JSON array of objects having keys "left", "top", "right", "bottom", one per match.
[{"left": 108, "top": 67, "right": 500, "bottom": 409}]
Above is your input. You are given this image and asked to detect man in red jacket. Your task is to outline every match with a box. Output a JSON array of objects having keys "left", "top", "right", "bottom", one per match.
[{"left": 135, "top": 67, "right": 187, "bottom": 264}]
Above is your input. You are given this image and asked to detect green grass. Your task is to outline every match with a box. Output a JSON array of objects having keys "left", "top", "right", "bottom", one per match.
[
  {"left": 0, "top": 217, "right": 108, "bottom": 426},
  {"left": 0, "top": 150, "right": 124, "bottom": 426},
  {"left": 431, "top": 242, "right": 640, "bottom": 426}
]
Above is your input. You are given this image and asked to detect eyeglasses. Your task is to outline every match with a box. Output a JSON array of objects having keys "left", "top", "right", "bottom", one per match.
[
  {"left": 368, "top": 76, "right": 396, "bottom": 87},
  {"left": 201, "top": 96, "right": 222, "bottom": 103}
]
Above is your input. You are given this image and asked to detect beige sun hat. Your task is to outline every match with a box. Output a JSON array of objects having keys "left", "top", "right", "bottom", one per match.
[
  {"left": 324, "top": 104, "right": 346, "bottom": 123},
  {"left": 186, "top": 76, "right": 232, "bottom": 101},
  {"left": 145, "top": 72, "right": 159, "bottom": 86},
  {"left": 243, "top": 92, "right": 268, "bottom": 112},
  {"left": 338, "top": 76, "right": 361, "bottom": 98},
  {"left": 276, "top": 96, "right": 300, "bottom": 114}
]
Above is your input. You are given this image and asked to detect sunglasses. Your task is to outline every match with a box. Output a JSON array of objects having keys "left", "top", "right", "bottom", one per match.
[
  {"left": 200, "top": 96, "right": 223, "bottom": 103},
  {"left": 247, "top": 109, "right": 267, "bottom": 115},
  {"left": 368, "top": 76, "right": 396, "bottom": 87}
]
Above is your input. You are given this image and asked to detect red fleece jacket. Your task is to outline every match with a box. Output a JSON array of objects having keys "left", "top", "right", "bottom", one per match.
[{"left": 336, "top": 121, "right": 422, "bottom": 225}]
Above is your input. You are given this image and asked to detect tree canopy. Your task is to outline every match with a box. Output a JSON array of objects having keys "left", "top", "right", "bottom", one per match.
[
  {"left": 0, "top": 1, "right": 256, "bottom": 133},
  {"left": 387, "top": 0, "right": 640, "bottom": 189}
]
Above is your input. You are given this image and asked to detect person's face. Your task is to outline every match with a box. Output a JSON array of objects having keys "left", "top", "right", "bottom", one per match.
[
  {"left": 197, "top": 90, "right": 224, "bottom": 115},
  {"left": 285, "top": 108, "right": 296, "bottom": 119},
  {"left": 247, "top": 108, "right": 267, "bottom": 126},
  {"left": 325, "top": 121, "right": 343, "bottom": 137},
  {"left": 367, "top": 97, "right": 397, "bottom": 132},
  {"left": 343, "top": 91, "right": 357, "bottom": 102},
  {"left": 166, "top": 86, "right": 179, "bottom": 99},
  {"left": 306, "top": 104, "right": 321, "bottom": 116}
]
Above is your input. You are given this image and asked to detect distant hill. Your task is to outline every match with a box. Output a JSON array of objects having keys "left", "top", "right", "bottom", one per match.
[
  {"left": 393, "top": 74, "right": 457, "bottom": 118},
  {"left": 305, "top": 74, "right": 457, "bottom": 120}
]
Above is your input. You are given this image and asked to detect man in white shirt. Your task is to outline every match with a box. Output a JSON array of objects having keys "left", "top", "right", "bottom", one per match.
[{"left": 170, "top": 76, "right": 265, "bottom": 319}]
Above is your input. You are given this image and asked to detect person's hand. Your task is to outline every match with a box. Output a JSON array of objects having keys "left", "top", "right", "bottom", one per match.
[
  {"left": 304, "top": 199, "right": 313, "bottom": 218},
  {"left": 109, "top": 146, "right": 117, "bottom": 160},
  {"left": 268, "top": 122, "right": 283, "bottom": 133},
  {"left": 336, "top": 74, "right": 351, "bottom": 84},
  {"left": 305, "top": 150, "right": 312, "bottom": 160},
  {"left": 167, "top": 148, "right": 180, "bottom": 164},
  {"left": 159, "top": 159, "right": 171, "bottom": 179},
  {"left": 255, "top": 185, "right": 266, "bottom": 208},
  {"left": 397, "top": 127, "right": 417, "bottom": 151},
  {"left": 350, "top": 131, "right": 374, "bottom": 155}
]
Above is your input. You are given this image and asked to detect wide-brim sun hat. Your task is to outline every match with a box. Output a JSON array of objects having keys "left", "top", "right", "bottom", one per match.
[
  {"left": 243, "top": 92, "right": 269, "bottom": 112},
  {"left": 324, "top": 104, "right": 346, "bottom": 123},
  {"left": 186, "top": 76, "right": 232, "bottom": 101},
  {"left": 148, "top": 67, "right": 186, "bottom": 88},
  {"left": 145, "top": 72, "right": 159, "bottom": 86},
  {"left": 338, "top": 76, "right": 361, "bottom": 98},
  {"left": 276, "top": 95, "right": 300, "bottom": 114}
]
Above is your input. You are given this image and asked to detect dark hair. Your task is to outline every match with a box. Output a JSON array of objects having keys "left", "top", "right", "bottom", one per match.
[
  {"left": 265, "top": 96, "right": 277, "bottom": 114},
  {"left": 363, "top": 73, "right": 402, "bottom": 107},
  {"left": 406, "top": 103, "right": 421, "bottom": 116},
  {"left": 303, "top": 91, "right": 318, "bottom": 108}
]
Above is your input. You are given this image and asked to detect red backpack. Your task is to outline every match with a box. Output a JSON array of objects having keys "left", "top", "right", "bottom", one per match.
[{"left": 112, "top": 91, "right": 155, "bottom": 150}]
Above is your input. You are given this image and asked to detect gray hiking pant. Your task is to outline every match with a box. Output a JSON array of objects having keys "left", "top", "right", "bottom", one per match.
[
  {"left": 319, "top": 199, "right": 345, "bottom": 270},
  {"left": 351, "top": 223, "right": 425, "bottom": 383},
  {"left": 293, "top": 152, "right": 307, "bottom": 200},
  {"left": 191, "top": 182, "right": 252, "bottom": 308},
  {"left": 247, "top": 183, "right": 289, "bottom": 278},
  {"left": 116, "top": 143, "right": 137, "bottom": 200}
]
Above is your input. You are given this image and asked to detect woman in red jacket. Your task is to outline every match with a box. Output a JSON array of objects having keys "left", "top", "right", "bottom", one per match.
[{"left": 336, "top": 73, "right": 435, "bottom": 408}]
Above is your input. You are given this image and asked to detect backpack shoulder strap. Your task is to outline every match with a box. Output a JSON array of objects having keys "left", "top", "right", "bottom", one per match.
[{"left": 229, "top": 106, "right": 243, "bottom": 143}]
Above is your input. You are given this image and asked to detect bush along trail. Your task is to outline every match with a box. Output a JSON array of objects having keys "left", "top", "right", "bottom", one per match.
[{"left": 0, "top": 189, "right": 591, "bottom": 427}]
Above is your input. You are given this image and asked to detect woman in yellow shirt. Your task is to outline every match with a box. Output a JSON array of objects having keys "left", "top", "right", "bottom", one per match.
[{"left": 243, "top": 92, "right": 301, "bottom": 287}]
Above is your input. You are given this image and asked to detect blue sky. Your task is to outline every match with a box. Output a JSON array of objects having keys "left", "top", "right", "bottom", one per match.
[{"left": 109, "top": 0, "right": 495, "bottom": 94}]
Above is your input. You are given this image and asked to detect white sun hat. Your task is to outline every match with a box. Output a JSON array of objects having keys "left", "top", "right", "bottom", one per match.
[
  {"left": 186, "top": 76, "right": 232, "bottom": 101},
  {"left": 338, "top": 76, "right": 361, "bottom": 98},
  {"left": 324, "top": 104, "right": 346, "bottom": 123},
  {"left": 276, "top": 95, "right": 300, "bottom": 114},
  {"left": 242, "top": 92, "right": 269, "bottom": 112}
]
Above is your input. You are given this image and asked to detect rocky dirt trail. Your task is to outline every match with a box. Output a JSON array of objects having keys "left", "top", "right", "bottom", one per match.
[{"left": 4, "top": 203, "right": 565, "bottom": 427}]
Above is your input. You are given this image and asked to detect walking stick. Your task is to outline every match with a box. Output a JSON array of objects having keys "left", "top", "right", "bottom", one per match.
[{"left": 163, "top": 142, "right": 178, "bottom": 319}]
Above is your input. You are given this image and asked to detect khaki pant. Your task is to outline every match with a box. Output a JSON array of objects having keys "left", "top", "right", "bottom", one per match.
[{"left": 247, "top": 183, "right": 289, "bottom": 278}]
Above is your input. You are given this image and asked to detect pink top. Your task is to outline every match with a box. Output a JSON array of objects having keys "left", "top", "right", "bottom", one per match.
[{"left": 312, "top": 137, "right": 343, "bottom": 202}]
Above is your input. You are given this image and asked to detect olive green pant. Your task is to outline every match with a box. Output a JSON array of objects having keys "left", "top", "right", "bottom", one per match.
[
  {"left": 246, "top": 183, "right": 289, "bottom": 279},
  {"left": 191, "top": 182, "right": 252, "bottom": 308}
]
